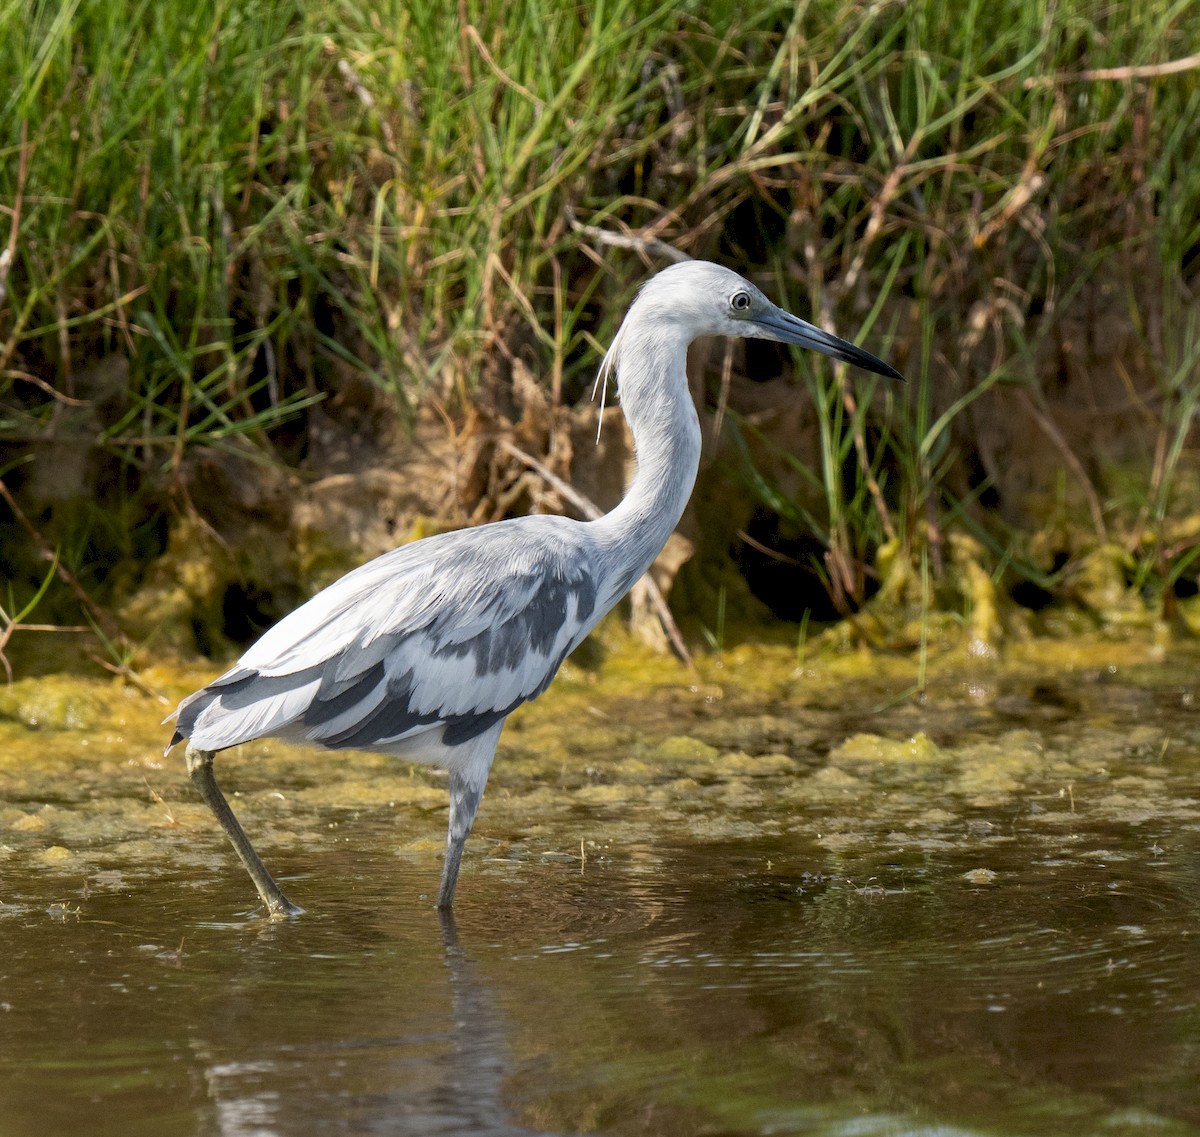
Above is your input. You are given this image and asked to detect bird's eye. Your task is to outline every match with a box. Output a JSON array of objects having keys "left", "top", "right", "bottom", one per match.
[{"left": 730, "top": 290, "right": 752, "bottom": 312}]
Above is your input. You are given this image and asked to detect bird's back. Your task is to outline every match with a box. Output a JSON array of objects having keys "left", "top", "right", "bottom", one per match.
[{"left": 169, "top": 515, "right": 607, "bottom": 758}]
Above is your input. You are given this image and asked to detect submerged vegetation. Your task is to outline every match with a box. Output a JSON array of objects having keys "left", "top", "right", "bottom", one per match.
[{"left": 1, "top": 0, "right": 1199, "bottom": 672}]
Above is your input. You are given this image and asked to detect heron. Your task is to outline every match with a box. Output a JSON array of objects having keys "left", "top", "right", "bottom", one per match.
[{"left": 166, "top": 260, "right": 902, "bottom": 916}]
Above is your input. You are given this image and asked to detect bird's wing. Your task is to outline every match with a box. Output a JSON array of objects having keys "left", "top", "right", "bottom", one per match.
[{"left": 170, "top": 517, "right": 602, "bottom": 755}]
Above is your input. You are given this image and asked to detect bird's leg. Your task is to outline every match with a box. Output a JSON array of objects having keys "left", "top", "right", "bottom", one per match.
[
  {"left": 185, "top": 745, "right": 303, "bottom": 918},
  {"left": 437, "top": 767, "right": 489, "bottom": 910}
]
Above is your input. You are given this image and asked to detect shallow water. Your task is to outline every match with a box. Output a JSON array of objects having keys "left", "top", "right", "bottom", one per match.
[{"left": 3, "top": 637, "right": 1200, "bottom": 1135}]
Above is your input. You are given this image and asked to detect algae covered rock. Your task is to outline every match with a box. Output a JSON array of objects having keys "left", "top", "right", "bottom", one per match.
[
  {"left": 0, "top": 678, "right": 107, "bottom": 731},
  {"left": 1072, "top": 543, "right": 1145, "bottom": 624},
  {"left": 828, "top": 731, "right": 947, "bottom": 766}
]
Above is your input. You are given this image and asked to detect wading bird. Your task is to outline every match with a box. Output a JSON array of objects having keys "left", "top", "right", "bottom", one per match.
[{"left": 166, "top": 260, "right": 902, "bottom": 916}]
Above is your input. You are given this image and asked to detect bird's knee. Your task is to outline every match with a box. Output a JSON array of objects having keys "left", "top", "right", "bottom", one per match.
[{"left": 184, "top": 744, "right": 215, "bottom": 778}]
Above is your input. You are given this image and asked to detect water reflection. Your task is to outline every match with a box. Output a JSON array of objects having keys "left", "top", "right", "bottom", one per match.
[
  {"left": 3, "top": 831, "right": 1200, "bottom": 1135},
  {"left": 478, "top": 846, "right": 1200, "bottom": 1135},
  {"left": 184, "top": 905, "right": 569, "bottom": 1136},
  {"left": 4, "top": 647, "right": 1200, "bottom": 1134}
]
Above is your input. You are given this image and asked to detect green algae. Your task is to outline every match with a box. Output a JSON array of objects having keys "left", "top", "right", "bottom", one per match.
[
  {"left": 0, "top": 678, "right": 110, "bottom": 732},
  {"left": 1, "top": 630, "right": 1198, "bottom": 902},
  {"left": 828, "top": 730, "right": 947, "bottom": 766}
]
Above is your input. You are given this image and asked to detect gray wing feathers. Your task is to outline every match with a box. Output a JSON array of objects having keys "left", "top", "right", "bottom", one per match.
[{"left": 170, "top": 518, "right": 600, "bottom": 756}]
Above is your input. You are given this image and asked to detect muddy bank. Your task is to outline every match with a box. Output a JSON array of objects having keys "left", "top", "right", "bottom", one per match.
[{"left": 5, "top": 273, "right": 1200, "bottom": 675}]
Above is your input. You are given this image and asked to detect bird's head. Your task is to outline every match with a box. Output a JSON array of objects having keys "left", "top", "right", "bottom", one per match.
[{"left": 623, "top": 260, "right": 903, "bottom": 381}]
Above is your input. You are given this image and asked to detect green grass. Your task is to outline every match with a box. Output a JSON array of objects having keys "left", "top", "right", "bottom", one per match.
[{"left": 1, "top": 0, "right": 1199, "bottom": 644}]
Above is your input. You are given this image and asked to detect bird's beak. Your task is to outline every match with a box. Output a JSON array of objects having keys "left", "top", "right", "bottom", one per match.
[{"left": 755, "top": 307, "right": 904, "bottom": 381}]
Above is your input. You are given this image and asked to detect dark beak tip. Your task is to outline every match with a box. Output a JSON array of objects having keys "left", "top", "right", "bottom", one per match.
[
  {"left": 760, "top": 307, "right": 903, "bottom": 382},
  {"left": 856, "top": 348, "right": 904, "bottom": 383},
  {"left": 855, "top": 354, "right": 905, "bottom": 383},
  {"left": 853, "top": 346, "right": 904, "bottom": 383}
]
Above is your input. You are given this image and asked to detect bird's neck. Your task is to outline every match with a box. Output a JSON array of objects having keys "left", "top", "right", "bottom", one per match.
[{"left": 592, "top": 327, "right": 701, "bottom": 601}]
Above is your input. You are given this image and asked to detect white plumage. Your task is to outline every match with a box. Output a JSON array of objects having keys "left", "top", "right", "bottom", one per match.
[
  {"left": 167, "top": 260, "right": 901, "bottom": 916},
  {"left": 175, "top": 519, "right": 600, "bottom": 756}
]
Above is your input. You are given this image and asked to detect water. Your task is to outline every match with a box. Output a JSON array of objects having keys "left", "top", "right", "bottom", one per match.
[{"left": 3, "top": 638, "right": 1200, "bottom": 1135}]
